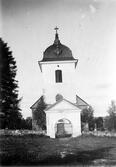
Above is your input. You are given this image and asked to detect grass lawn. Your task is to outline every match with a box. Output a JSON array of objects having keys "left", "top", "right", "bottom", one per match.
[{"left": 0, "top": 134, "right": 116, "bottom": 166}]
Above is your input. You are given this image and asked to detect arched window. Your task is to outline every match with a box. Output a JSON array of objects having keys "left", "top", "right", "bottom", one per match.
[{"left": 55, "top": 70, "right": 62, "bottom": 83}]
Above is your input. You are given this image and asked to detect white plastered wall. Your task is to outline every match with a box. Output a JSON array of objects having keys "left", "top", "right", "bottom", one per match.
[
  {"left": 40, "top": 61, "right": 77, "bottom": 104},
  {"left": 45, "top": 101, "right": 81, "bottom": 138}
]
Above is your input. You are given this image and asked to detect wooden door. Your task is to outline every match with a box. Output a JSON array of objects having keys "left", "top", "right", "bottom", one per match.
[{"left": 57, "top": 123, "right": 65, "bottom": 137}]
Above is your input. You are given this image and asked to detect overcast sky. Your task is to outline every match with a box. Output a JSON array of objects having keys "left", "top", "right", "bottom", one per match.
[{"left": 1, "top": 0, "right": 116, "bottom": 118}]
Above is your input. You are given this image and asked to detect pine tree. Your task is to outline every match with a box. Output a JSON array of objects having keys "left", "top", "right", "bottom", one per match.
[{"left": 0, "top": 38, "right": 22, "bottom": 129}]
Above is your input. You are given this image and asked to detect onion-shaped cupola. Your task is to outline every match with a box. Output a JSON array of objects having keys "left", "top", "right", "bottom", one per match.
[{"left": 42, "top": 27, "right": 75, "bottom": 61}]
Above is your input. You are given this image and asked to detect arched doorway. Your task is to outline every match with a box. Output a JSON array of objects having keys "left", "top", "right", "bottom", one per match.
[{"left": 55, "top": 118, "right": 72, "bottom": 138}]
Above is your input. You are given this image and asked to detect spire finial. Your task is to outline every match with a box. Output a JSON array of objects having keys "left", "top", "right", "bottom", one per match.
[
  {"left": 54, "top": 26, "right": 59, "bottom": 34},
  {"left": 54, "top": 26, "right": 60, "bottom": 45}
]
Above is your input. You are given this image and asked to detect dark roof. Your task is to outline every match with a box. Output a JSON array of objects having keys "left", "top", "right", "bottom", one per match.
[
  {"left": 31, "top": 95, "right": 89, "bottom": 110},
  {"left": 41, "top": 33, "right": 75, "bottom": 62},
  {"left": 30, "top": 96, "right": 42, "bottom": 109},
  {"left": 76, "top": 95, "right": 89, "bottom": 109}
]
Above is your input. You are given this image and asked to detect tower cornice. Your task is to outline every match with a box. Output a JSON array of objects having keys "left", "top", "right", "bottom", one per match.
[{"left": 38, "top": 59, "right": 78, "bottom": 72}]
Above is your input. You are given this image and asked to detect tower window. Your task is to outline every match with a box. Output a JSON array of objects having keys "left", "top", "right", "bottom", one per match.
[{"left": 55, "top": 70, "right": 62, "bottom": 83}]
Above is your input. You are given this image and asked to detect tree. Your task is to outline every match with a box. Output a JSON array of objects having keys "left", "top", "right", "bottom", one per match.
[
  {"left": 33, "top": 96, "right": 47, "bottom": 130},
  {"left": 0, "top": 38, "right": 22, "bottom": 129},
  {"left": 105, "top": 100, "right": 116, "bottom": 131},
  {"left": 25, "top": 117, "right": 32, "bottom": 130},
  {"left": 94, "top": 117, "right": 104, "bottom": 131},
  {"left": 19, "top": 117, "right": 32, "bottom": 130},
  {"left": 108, "top": 100, "right": 116, "bottom": 116},
  {"left": 81, "top": 106, "right": 94, "bottom": 131},
  {"left": 19, "top": 118, "right": 27, "bottom": 129}
]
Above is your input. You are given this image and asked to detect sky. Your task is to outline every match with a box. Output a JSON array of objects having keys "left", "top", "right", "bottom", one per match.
[{"left": 1, "top": 0, "right": 116, "bottom": 118}]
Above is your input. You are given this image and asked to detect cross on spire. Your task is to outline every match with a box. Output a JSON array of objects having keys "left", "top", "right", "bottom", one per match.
[
  {"left": 54, "top": 26, "right": 60, "bottom": 45},
  {"left": 54, "top": 26, "right": 59, "bottom": 34}
]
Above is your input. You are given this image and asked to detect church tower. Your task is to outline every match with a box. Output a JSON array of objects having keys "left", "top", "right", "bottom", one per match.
[
  {"left": 31, "top": 28, "right": 89, "bottom": 138},
  {"left": 39, "top": 27, "right": 78, "bottom": 104}
]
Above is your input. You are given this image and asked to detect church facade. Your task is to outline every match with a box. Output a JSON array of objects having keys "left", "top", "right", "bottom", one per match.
[{"left": 31, "top": 28, "right": 89, "bottom": 138}]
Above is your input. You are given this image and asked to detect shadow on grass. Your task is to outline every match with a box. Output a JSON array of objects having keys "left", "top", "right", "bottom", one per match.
[
  {"left": 0, "top": 147, "right": 111, "bottom": 166},
  {"left": 37, "top": 147, "right": 111, "bottom": 166}
]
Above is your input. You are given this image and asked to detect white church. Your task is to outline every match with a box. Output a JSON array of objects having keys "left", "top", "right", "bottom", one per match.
[{"left": 31, "top": 28, "right": 89, "bottom": 138}]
